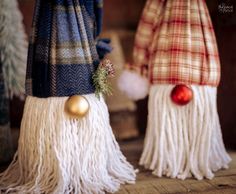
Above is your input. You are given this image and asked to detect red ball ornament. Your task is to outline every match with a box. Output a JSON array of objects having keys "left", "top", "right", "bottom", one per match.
[{"left": 171, "top": 85, "right": 193, "bottom": 106}]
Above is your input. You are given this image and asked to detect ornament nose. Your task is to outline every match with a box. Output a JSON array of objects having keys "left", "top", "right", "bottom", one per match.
[
  {"left": 65, "top": 95, "right": 90, "bottom": 118},
  {"left": 171, "top": 85, "right": 193, "bottom": 106}
]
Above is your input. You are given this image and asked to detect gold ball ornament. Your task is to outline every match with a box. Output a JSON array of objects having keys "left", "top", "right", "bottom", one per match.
[{"left": 65, "top": 95, "right": 90, "bottom": 118}]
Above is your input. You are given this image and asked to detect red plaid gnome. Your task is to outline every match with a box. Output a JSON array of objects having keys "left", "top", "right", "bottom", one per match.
[{"left": 118, "top": 0, "right": 231, "bottom": 180}]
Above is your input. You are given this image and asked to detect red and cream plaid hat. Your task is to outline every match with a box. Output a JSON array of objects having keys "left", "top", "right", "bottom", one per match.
[
  {"left": 119, "top": 0, "right": 231, "bottom": 180},
  {"left": 128, "top": 0, "right": 220, "bottom": 87}
]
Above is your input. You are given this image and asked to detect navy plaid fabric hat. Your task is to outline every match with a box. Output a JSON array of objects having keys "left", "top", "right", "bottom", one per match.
[{"left": 26, "top": 0, "right": 104, "bottom": 97}]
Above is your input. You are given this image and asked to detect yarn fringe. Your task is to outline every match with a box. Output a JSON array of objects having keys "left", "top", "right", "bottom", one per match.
[
  {"left": 140, "top": 85, "right": 231, "bottom": 180},
  {"left": 0, "top": 95, "right": 136, "bottom": 194}
]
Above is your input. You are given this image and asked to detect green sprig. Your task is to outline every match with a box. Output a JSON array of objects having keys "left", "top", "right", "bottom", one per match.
[{"left": 92, "top": 66, "right": 113, "bottom": 99}]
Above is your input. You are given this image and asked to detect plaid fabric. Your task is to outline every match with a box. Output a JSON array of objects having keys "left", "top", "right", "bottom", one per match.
[
  {"left": 26, "top": 0, "right": 103, "bottom": 97},
  {"left": 129, "top": 0, "right": 220, "bottom": 86}
]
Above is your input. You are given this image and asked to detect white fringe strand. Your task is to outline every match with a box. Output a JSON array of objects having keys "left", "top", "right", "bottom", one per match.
[
  {"left": 0, "top": 94, "right": 136, "bottom": 194},
  {"left": 118, "top": 70, "right": 149, "bottom": 100},
  {"left": 140, "top": 85, "right": 231, "bottom": 180}
]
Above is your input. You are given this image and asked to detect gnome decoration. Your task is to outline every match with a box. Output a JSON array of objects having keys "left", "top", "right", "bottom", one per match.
[
  {"left": 119, "top": 0, "right": 231, "bottom": 180},
  {"left": 0, "top": 0, "right": 136, "bottom": 193},
  {"left": 0, "top": 0, "right": 27, "bottom": 163}
]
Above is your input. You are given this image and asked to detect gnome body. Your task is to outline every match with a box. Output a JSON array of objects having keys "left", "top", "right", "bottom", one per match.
[
  {"left": 0, "top": 0, "right": 136, "bottom": 193},
  {"left": 119, "top": 0, "right": 231, "bottom": 180}
]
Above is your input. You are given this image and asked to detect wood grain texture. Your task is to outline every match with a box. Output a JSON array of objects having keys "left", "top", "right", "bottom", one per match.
[{"left": 0, "top": 135, "right": 235, "bottom": 193}]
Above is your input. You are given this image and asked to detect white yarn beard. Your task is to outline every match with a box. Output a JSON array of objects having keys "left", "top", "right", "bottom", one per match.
[
  {"left": 140, "top": 85, "right": 231, "bottom": 180},
  {"left": 0, "top": 95, "right": 136, "bottom": 194}
]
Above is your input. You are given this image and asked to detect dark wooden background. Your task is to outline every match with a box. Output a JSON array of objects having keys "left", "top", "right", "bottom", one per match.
[{"left": 15, "top": 0, "right": 236, "bottom": 149}]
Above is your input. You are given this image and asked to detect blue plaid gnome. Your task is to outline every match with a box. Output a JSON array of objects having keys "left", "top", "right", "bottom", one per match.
[{"left": 0, "top": 0, "right": 136, "bottom": 193}]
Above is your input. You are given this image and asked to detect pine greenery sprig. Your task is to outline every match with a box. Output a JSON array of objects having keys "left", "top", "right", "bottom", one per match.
[{"left": 92, "top": 59, "right": 114, "bottom": 98}]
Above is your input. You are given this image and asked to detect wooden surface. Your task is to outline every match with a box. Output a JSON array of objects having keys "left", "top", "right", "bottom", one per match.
[
  {"left": 0, "top": 136, "right": 236, "bottom": 193},
  {"left": 117, "top": 138, "right": 236, "bottom": 194}
]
